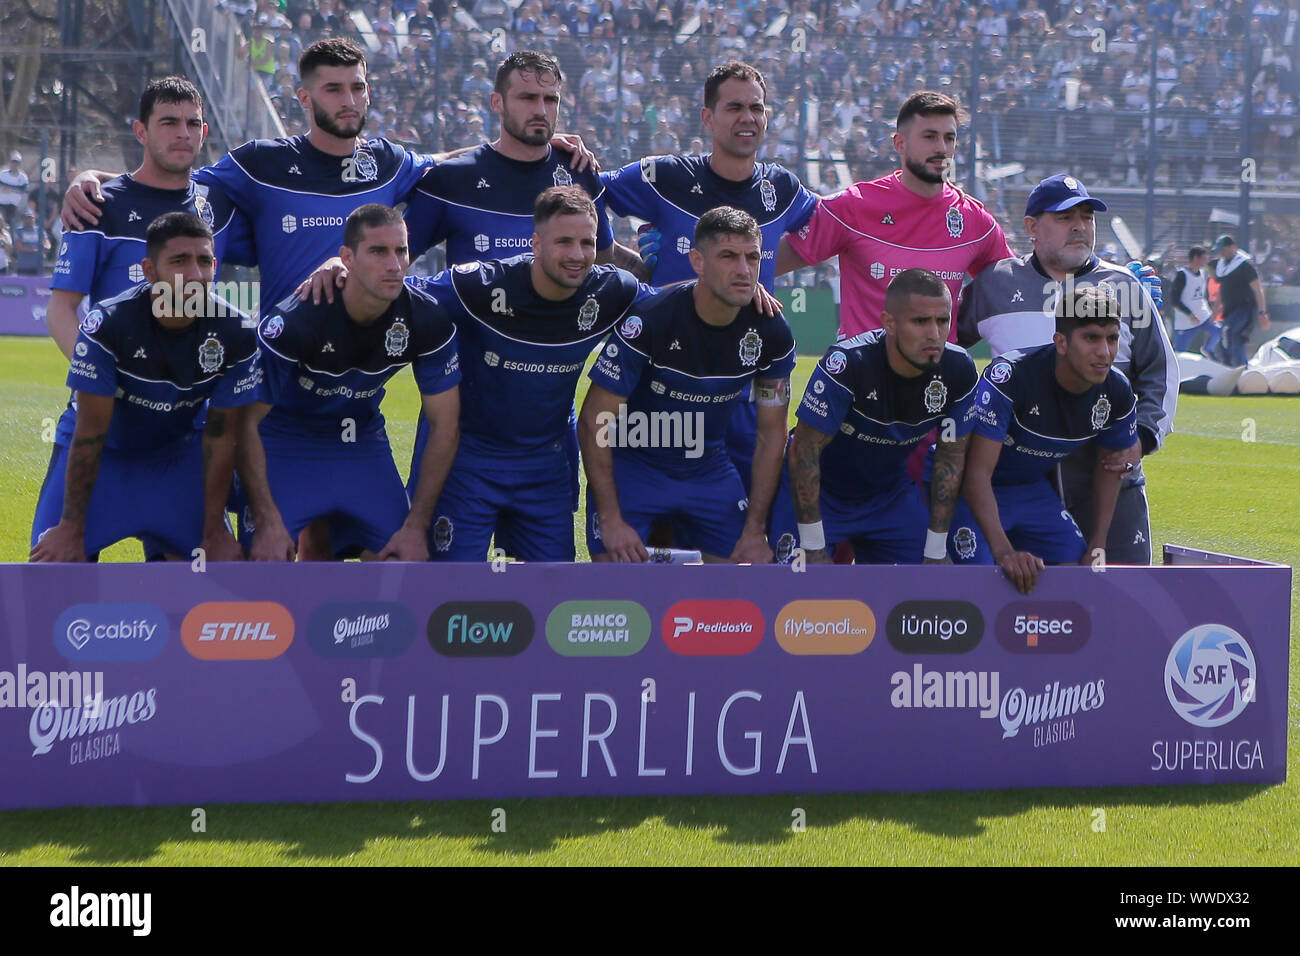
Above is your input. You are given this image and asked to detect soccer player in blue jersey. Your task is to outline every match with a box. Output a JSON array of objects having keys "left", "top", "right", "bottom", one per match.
[
  {"left": 237, "top": 205, "right": 460, "bottom": 562},
  {"left": 30, "top": 213, "right": 259, "bottom": 563},
  {"left": 47, "top": 77, "right": 252, "bottom": 359},
  {"left": 597, "top": 61, "right": 819, "bottom": 560},
  {"left": 579, "top": 207, "right": 795, "bottom": 563},
  {"left": 954, "top": 285, "right": 1140, "bottom": 594},
  {"left": 787, "top": 269, "right": 978, "bottom": 565}
]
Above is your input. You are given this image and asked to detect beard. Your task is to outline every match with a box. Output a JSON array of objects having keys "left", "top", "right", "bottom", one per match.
[
  {"left": 312, "top": 101, "right": 366, "bottom": 139},
  {"left": 905, "top": 154, "right": 947, "bottom": 185},
  {"left": 503, "top": 111, "right": 552, "bottom": 147}
]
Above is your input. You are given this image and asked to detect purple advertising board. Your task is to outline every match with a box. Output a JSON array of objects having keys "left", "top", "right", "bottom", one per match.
[
  {"left": 0, "top": 561, "right": 1289, "bottom": 809},
  {"left": 0, "top": 274, "right": 52, "bottom": 336}
]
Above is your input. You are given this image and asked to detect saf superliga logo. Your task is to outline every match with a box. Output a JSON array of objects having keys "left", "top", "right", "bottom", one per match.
[{"left": 1164, "top": 624, "right": 1256, "bottom": 727}]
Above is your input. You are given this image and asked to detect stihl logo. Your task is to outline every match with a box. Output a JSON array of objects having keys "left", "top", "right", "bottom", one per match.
[{"left": 182, "top": 602, "right": 295, "bottom": 660}]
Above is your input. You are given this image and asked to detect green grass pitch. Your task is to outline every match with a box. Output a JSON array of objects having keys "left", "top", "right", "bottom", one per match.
[{"left": 0, "top": 335, "right": 1295, "bottom": 866}]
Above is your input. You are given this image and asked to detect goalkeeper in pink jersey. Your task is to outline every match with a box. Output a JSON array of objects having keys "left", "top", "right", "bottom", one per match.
[{"left": 774, "top": 91, "right": 1013, "bottom": 341}]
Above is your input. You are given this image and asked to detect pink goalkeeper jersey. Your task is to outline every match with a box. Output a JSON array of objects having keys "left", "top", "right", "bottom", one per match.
[{"left": 786, "top": 171, "right": 1013, "bottom": 341}]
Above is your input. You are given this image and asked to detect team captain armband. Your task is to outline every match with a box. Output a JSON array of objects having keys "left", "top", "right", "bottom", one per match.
[{"left": 754, "top": 378, "right": 791, "bottom": 406}]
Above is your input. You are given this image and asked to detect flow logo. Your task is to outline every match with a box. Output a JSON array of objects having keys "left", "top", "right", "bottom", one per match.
[
  {"left": 54, "top": 604, "right": 168, "bottom": 662},
  {"left": 429, "top": 602, "right": 534, "bottom": 657}
]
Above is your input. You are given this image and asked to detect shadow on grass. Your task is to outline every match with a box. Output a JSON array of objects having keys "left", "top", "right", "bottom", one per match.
[{"left": 0, "top": 782, "right": 1272, "bottom": 865}]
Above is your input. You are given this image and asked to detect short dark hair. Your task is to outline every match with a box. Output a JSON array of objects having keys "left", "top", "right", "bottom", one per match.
[
  {"left": 343, "top": 204, "right": 405, "bottom": 250},
  {"left": 139, "top": 76, "right": 203, "bottom": 126},
  {"left": 534, "top": 185, "right": 596, "bottom": 226},
  {"left": 146, "top": 211, "right": 212, "bottom": 260},
  {"left": 495, "top": 50, "right": 563, "bottom": 97},
  {"left": 884, "top": 268, "right": 952, "bottom": 316},
  {"left": 1056, "top": 285, "right": 1121, "bottom": 336},
  {"left": 300, "top": 38, "right": 366, "bottom": 86},
  {"left": 694, "top": 206, "right": 760, "bottom": 250},
  {"left": 896, "top": 90, "right": 960, "bottom": 128},
  {"left": 703, "top": 61, "right": 767, "bottom": 110},
  {"left": 1189, "top": 245, "right": 1208, "bottom": 259}
]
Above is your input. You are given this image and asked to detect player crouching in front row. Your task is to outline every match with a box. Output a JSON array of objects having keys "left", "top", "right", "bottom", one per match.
[
  {"left": 949, "top": 285, "right": 1140, "bottom": 593},
  {"left": 31, "top": 212, "right": 259, "bottom": 563},
  {"left": 238, "top": 204, "right": 461, "bottom": 561}
]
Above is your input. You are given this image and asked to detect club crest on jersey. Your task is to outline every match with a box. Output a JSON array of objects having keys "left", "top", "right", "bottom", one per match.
[
  {"left": 263, "top": 315, "right": 284, "bottom": 339},
  {"left": 198, "top": 334, "right": 224, "bottom": 374},
  {"left": 591, "top": 511, "right": 601, "bottom": 542},
  {"left": 193, "top": 193, "right": 214, "bottom": 228},
  {"left": 946, "top": 207, "right": 964, "bottom": 238},
  {"left": 577, "top": 296, "right": 599, "bottom": 331},
  {"left": 923, "top": 378, "right": 948, "bottom": 414},
  {"left": 954, "top": 527, "right": 977, "bottom": 560},
  {"left": 1090, "top": 396, "right": 1111, "bottom": 430},
  {"left": 825, "top": 350, "right": 847, "bottom": 375},
  {"left": 988, "top": 361, "right": 1012, "bottom": 384},
  {"left": 552, "top": 165, "right": 573, "bottom": 187},
  {"left": 80, "top": 309, "right": 103, "bottom": 333},
  {"left": 433, "top": 516, "right": 454, "bottom": 552},
  {"left": 739, "top": 330, "right": 762, "bottom": 366},
  {"left": 352, "top": 147, "right": 379, "bottom": 181},
  {"left": 775, "top": 533, "right": 795, "bottom": 565},
  {"left": 760, "top": 179, "right": 777, "bottom": 212},
  {"left": 620, "top": 316, "right": 642, "bottom": 339},
  {"left": 385, "top": 319, "right": 409, "bottom": 357}
]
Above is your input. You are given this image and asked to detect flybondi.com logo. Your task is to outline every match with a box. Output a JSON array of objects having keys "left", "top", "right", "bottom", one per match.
[
  {"left": 594, "top": 404, "right": 705, "bottom": 459},
  {"left": 775, "top": 600, "right": 875, "bottom": 655},
  {"left": 54, "top": 604, "right": 168, "bottom": 661},
  {"left": 429, "top": 601, "right": 534, "bottom": 657},
  {"left": 1165, "top": 624, "right": 1256, "bottom": 727}
]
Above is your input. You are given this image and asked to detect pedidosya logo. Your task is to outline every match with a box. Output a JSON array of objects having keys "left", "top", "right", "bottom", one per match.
[
  {"left": 775, "top": 600, "right": 875, "bottom": 655},
  {"left": 182, "top": 602, "right": 294, "bottom": 660},
  {"left": 662, "top": 600, "right": 763, "bottom": 656},
  {"left": 1165, "top": 624, "right": 1256, "bottom": 728},
  {"left": 306, "top": 602, "right": 415, "bottom": 658},
  {"left": 54, "top": 604, "right": 168, "bottom": 661},
  {"left": 886, "top": 600, "right": 983, "bottom": 654},
  {"left": 429, "top": 601, "right": 533, "bottom": 657},
  {"left": 995, "top": 601, "right": 1090, "bottom": 653},
  {"left": 546, "top": 601, "right": 650, "bottom": 657}
]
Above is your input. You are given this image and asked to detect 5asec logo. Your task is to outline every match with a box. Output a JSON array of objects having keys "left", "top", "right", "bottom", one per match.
[
  {"left": 429, "top": 602, "right": 533, "bottom": 657},
  {"left": 1165, "top": 624, "right": 1257, "bottom": 727}
]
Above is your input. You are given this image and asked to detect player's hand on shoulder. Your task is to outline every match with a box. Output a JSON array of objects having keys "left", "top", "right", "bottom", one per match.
[
  {"left": 201, "top": 529, "right": 245, "bottom": 563},
  {"left": 995, "top": 549, "right": 1044, "bottom": 594},
  {"left": 62, "top": 170, "right": 112, "bottom": 230},
  {"left": 249, "top": 520, "right": 296, "bottom": 562},
  {"left": 600, "top": 516, "right": 649, "bottom": 563},
  {"left": 553, "top": 133, "right": 599, "bottom": 172},
  {"left": 730, "top": 528, "right": 773, "bottom": 565},
  {"left": 30, "top": 522, "right": 87, "bottom": 563},
  {"left": 752, "top": 284, "right": 782, "bottom": 317},
  {"left": 378, "top": 526, "right": 430, "bottom": 562},
  {"left": 296, "top": 257, "right": 349, "bottom": 304}
]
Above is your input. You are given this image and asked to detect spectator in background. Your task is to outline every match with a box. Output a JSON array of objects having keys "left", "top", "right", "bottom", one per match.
[
  {"left": 0, "top": 151, "right": 29, "bottom": 229},
  {"left": 13, "top": 209, "right": 48, "bottom": 275},
  {"left": 0, "top": 219, "right": 12, "bottom": 274},
  {"left": 1169, "top": 245, "right": 1221, "bottom": 354},
  {"left": 1211, "top": 234, "right": 1271, "bottom": 366}
]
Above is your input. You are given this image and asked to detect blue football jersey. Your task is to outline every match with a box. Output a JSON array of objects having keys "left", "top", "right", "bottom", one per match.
[
  {"left": 403, "top": 143, "right": 615, "bottom": 262},
  {"left": 65, "top": 284, "right": 261, "bottom": 454},
  {"left": 194, "top": 134, "right": 434, "bottom": 309},
  {"left": 588, "top": 283, "right": 797, "bottom": 477},
  {"left": 53, "top": 174, "right": 253, "bottom": 305},
  {"left": 409, "top": 256, "right": 649, "bottom": 465},
  {"left": 599, "top": 153, "right": 818, "bottom": 288},
  {"left": 797, "top": 330, "right": 979, "bottom": 501},
  {"left": 255, "top": 286, "right": 459, "bottom": 449},
  {"left": 970, "top": 345, "right": 1139, "bottom": 485}
]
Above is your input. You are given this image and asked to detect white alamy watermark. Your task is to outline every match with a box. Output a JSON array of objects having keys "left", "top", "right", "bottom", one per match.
[
  {"left": 0, "top": 665, "right": 103, "bottom": 710},
  {"left": 595, "top": 404, "right": 705, "bottom": 459},
  {"left": 151, "top": 280, "right": 260, "bottom": 323}
]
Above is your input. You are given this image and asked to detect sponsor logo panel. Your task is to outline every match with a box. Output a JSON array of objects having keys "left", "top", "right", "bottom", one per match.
[
  {"left": 885, "top": 600, "right": 983, "bottom": 654},
  {"left": 662, "top": 600, "right": 763, "bottom": 656},
  {"left": 995, "top": 601, "right": 1090, "bottom": 653},
  {"left": 306, "top": 602, "right": 415, "bottom": 658},
  {"left": 182, "top": 602, "right": 295, "bottom": 660},
  {"left": 546, "top": 601, "right": 651, "bottom": 657},
  {"left": 54, "top": 604, "right": 169, "bottom": 661},
  {"left": 775, "top": 600, "right": 874, "bottom": 655},
  {"left": 429, "top": 601, "right": 534, "bottom": 657}
]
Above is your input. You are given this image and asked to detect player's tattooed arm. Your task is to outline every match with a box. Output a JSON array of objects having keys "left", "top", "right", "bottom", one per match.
[
  {"left": 1083, "top": 441, "right": 1134, "bottom": 565},
  {"left": 600, "top": 242, "right": 651, "bottom": 280},
  {"left": 926, "top": 433, "right": 970, "bottom": 564},
  {"left": 200, "top": 406, "right": 244, "bottom": 562},
  {"left": 381, "top": 388, "right": 461, "bottom": 561},
  {"left": 963, "top": 433, "right": 1043, "bottom": 594},
  {"left": 62, "top": 169, "right": 118, "bottom": 230},
  {"left": 30, "top": 391, "right": 113, "bottom": 562},
  {"left": 732, "top": 383, "right": 789, "bottom": 564},
  {"left": 236, "top": 402, "right": 295, "bottom": 561},
  {"left": 578, "top": 383, "right": 648, "bottom": 562},
  {"left": 787, "top": 422, "right": 834, "bottom": 564}
]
